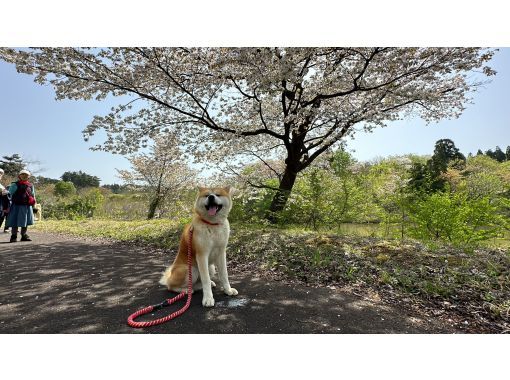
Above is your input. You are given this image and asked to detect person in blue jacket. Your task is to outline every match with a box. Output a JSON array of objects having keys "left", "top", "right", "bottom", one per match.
[{"left": 8, "top": 169, "right": 36, "bottom": 243}]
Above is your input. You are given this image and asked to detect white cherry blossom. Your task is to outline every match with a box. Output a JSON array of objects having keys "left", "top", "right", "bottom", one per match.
[{"left": 0, "top": 47, "right": 496, "bottom": 215}]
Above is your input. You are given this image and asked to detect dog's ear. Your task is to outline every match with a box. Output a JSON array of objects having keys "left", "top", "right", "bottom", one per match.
[{"left": 224, "top": 186, "right": 236, "bottom": 196}]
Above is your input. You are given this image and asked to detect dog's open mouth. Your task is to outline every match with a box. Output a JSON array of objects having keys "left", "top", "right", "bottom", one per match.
[{"left": 205, "top": 204, "right": 223, "bottom": 216}]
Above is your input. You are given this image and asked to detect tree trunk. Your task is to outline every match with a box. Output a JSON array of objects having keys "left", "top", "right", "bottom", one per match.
[
  {"left": 147, "top": 197, "right": 160, "bottom": 219},
  {"left": 267, "top": 164, "right": 299, "bottom": 223},
  {"left": 148, "top": 180, "right": 163, "bottom": 220}
]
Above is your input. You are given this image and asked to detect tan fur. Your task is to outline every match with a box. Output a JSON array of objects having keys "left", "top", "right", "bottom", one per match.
[{"left": 159, "top": 186, "right": 238, "bottom": 307}]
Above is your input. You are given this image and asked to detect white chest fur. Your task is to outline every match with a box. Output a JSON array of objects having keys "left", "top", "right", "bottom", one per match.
[{"left": 192, "top": 221, "right": 230, "bottom": 259}]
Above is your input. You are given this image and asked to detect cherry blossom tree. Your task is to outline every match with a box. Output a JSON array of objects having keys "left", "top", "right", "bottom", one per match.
[
  {"left": 116, "top": 134, "right": 196, "bottom": 219},
  {"left": 0, "top": 47, "right": 497, "bottom": 219}
]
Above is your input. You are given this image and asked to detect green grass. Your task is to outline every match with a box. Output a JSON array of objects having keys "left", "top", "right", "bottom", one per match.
[{"left": 34, "top": 219, "right": 187, "bottom": 248}]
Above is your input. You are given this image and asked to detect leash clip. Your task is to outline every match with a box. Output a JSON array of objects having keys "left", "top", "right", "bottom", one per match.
[{"left": 152, "top": 299, "right": 169, "bottom": 311}]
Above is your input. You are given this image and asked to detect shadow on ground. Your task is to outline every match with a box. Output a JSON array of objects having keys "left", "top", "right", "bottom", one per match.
[{"left": 0, "top": 231, "right": 454, "bottom": 333}]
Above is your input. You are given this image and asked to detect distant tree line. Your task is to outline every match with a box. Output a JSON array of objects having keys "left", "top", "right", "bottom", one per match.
[
  {"left": 474, "top": 145, "right": 510, "bottom": 162},
  {"left": 101, "top": 184, "right": 132, "bottom": 194},
  {"left": 0, "top": 154, "right": 24, "bottom": 176},
  {"left": 378, "top": 140, "right": 510, "bottom": 195},
  {"left": 60, "top": 171, "right": 100, "bottom": 188},
  {"left": 0, "top": 155, "right": 105, "bottom": 188}
]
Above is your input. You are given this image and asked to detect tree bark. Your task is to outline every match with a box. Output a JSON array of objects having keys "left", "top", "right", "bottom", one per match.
[
  {"left": 267, "top": 163, "right": 299, "bottom": 223},
  {"left": 147, "top": 197, "right": 160, "bottom": 219},
  {"left": 147, "top": 179, "right": 163, "bottom": 220}
]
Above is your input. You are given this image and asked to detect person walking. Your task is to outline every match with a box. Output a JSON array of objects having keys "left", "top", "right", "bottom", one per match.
[
  {"left": 8, "top": 169, "right": 36, "bottom": 242},
  {"left": 0, "top": 168, "right": 11, "bottom": 232}
]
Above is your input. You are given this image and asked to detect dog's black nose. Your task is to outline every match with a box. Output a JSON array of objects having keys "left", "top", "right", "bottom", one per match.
[{"left": 208, "top": 194, "right": 215, "bottom": 202}]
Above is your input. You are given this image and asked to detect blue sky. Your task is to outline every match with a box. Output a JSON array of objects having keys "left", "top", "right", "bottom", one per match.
[
  {"left": 0, "top": 60, "right": 132, "bottom": 184},
  {"left": 347, "top": 48, "right": 510, "bottom": 161},
  {"left": 0, "top": 48, "right": 509, "bottom": 184}
]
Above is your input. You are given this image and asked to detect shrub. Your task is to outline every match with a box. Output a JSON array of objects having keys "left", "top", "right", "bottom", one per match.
[
  {"left": 43, "top": 188, "right": 104, "bottom": 220},
  {"left": 54, "top": 181, "right": 76, "bottom": 197},
  {"left": 408, "top": 192, "right": 508, "bottom": 247}
]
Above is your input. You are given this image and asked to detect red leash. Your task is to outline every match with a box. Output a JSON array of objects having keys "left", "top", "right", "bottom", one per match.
[{"left": 127, "top": 227, "right": 194, "bottom": 328}]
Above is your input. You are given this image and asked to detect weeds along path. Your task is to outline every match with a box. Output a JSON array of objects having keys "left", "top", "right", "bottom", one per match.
[{"left": 0, "top": 231, "right": 459, "bottom": 333}]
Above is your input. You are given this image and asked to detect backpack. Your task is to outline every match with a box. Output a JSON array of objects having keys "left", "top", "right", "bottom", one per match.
[{"left": 12, "top": 181, "right": 36, "bottom": 206}]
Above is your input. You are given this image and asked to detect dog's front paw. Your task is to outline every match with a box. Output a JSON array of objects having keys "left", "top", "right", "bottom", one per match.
[
  {"left": 202, "top": 295, "right": 215, "bottom": 307},
  {"left": 224, "top": 287, "right": 238, "bottom": 296}
]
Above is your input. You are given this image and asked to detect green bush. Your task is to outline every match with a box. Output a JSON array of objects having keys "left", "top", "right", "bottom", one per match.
[
  {"left": 54, "top": 181, "right": 76, "bottom": 197},
  {"left": 44, "top": 188, "right": 104, "bottom": 220},
  {"left": 228, "top": 179, "right": 279, "bottom": 224},
  {"left": 408, "top": 192, "right": 508, "bottom": 247}
]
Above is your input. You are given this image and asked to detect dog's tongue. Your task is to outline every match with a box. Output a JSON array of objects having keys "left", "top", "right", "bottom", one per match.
[{"left": 208, "top": 206, "right": 218, "bottom": 216}]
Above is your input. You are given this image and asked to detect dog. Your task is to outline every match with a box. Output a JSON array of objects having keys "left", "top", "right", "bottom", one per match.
[{"left": 159, "top": 186, "right": 238, "bottom": 307}]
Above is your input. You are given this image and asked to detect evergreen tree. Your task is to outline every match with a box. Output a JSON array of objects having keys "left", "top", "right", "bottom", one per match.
[
  {"left": 408, "top": 139, "right": 466, "bottom": 193},
  {"left": 506, "top": 146, "right": 510, "bottom": 161},
  {"left": 430, "top": 139, "right": 466, "bottom": 173},
  {"left": 485, "top": 149, "right": 495, "bottom": 160},
  {"left": 476, "top": 149, "right": 484, "bottom": 156},
  {"left": 61, "top": 171, "right": 100, "bottom": 188},
  {"left": 493, "top": 146, "right": 506, "bottom": 162},
  {"left": 408, "top": 162, "right": 432, "bottom": 193},
  {"left": 0, "top": 154, "right": 25, "bottom": 177}
]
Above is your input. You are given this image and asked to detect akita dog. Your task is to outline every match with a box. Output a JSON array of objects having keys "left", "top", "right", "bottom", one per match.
[{"left": 159, "top": 186, "right": 238, "bottom": 307}]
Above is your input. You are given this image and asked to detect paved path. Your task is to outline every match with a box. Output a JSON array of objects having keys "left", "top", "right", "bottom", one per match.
[{"left": 0, "top": 231, "right": 456, "bottom": 333}]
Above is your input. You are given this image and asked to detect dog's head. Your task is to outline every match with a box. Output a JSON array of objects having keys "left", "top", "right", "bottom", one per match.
[{"left": 194, "top": 186, "right": 234, "bottom": 221}]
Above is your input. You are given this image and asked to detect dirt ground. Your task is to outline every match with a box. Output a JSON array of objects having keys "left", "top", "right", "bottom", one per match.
[{"left": 0, "top": 231, "right": 462, "bottom": 333}]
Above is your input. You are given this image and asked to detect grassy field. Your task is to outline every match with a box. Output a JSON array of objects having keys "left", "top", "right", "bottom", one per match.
[
  {"left": 33, "top": 219, "right": 510, "bottom": 332},
  {"left": 34, "top": 218, "right": 185, "bottom": 246}
]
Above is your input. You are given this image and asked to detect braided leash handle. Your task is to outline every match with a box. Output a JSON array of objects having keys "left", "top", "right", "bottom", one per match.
[{"left": 127, "top": 227, "right": 194, "bottom": 328}]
